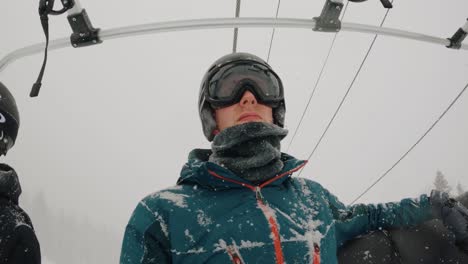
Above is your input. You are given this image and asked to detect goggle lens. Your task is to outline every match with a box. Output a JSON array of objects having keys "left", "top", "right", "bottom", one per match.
[{"left": 207, "top": 63, "right": 282, "bottom": 106}]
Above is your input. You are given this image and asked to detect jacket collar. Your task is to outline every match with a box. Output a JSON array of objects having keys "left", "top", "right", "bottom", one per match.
[{"left": 177, "top": 149, "right": 306, "bottom": 190}]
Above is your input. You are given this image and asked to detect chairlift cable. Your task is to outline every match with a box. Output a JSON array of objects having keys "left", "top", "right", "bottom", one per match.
[
  {"left": 286, "top": 2, "right": 349, "bottom": 153},
  {"left": 266, "top": 0, "right": 282, "bottom": 63},
  {"left": 350, "top": 80, "right": 468, "bottom": 205},
  {"left": 232, "top": 0, "right": 241, "bottom": 53},
  {"left": 298, "top": 5, "right": 393, "bottom": 178}
]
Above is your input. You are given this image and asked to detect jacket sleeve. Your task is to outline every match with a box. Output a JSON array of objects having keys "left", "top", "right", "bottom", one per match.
[
  {"left": 4, "top": 225, "right": 41, "bottom": 264},
  {"left": 322, "top": 188, "right": 434, "bottom": 248},
  {"left": 120, "top": 200, "right": 171, "bottom": 264}
]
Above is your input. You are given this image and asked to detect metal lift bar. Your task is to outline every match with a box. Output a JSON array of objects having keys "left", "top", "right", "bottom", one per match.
[
  {"left": 447, "top": 18, "right": 468, "bottom": 49},
  {"left": 1, "top": 17, "right": 468, "bottom": 73}
]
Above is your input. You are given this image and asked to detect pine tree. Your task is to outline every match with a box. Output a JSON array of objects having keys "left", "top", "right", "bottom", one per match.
[
  {"left": 456, "top": 182, "right": 465, "bottom": 196},
  {"left": 433, "top": 170, "right": 452, "bottom": 194}
]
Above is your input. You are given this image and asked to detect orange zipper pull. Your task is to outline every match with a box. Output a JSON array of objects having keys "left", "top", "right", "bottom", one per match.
[{"left": 255, "top": 186, "right": 265, "bottom": 203}]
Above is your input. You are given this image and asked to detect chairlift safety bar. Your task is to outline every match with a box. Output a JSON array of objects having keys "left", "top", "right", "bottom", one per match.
[{"left": 1, "top": 17, "right": 467, "bottom": 73}]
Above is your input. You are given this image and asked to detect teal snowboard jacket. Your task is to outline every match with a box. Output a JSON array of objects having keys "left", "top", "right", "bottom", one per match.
[{"left": 120, "top": 149, "right": 433, "bottom": 264}]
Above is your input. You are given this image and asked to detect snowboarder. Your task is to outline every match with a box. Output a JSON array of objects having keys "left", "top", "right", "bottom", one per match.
[
  {"left": 120, "top": 52, "right": 468, "bottom": 263},
  {"left": 0, "top": 82, "right": 41, "bottom": 264}
]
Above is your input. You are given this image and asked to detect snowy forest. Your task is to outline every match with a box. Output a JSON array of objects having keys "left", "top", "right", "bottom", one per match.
[
  {"left": 21, "top": 170, "right": 468, "bottom": 264},
  {"left": 21, "top": 192, "right": 121, "bottom": 263}
]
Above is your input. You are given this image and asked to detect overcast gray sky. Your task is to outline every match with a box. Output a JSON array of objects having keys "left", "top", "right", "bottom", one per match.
[{"left": 2, "top": 0, "right": 468, "bottom": 249}]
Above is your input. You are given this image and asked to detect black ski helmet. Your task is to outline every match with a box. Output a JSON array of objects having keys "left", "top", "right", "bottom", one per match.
[
  {"left": 0, "top": 82, "right": 20, "bottom": 156},
  {"left": 198, "top": 52, "right": 286, "bottom": 141}
]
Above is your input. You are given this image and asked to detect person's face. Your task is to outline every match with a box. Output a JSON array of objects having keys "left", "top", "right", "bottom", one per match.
[{"left": 214, "top": 91, "right": 273, "bottom": 131}]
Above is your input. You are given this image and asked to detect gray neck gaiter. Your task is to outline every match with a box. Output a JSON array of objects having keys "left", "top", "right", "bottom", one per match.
[{"left": 209, "top": 122, "right": 288, "bottom": 184}]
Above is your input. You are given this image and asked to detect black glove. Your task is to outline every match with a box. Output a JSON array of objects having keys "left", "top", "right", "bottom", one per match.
[{"left": 430, "top": 190, "right": 468, "bottom": 253}]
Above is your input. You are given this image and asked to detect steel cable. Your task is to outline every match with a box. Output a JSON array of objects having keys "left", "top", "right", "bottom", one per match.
[
  {"left": 286, "top": 2, "right": 349, "bottom": 152},
  {"left": 350, "top": 80, "right": 468, "bottom": 205},
  {"left": 298, "top": 5, "right": 393, "bottom": 177},
  {"left": 267, "top": 0, "right": 282, "bottom": 63}
]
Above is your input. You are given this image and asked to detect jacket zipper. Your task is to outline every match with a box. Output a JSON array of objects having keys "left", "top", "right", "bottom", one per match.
[
  {"left": 208, "top": 162, "right": 318, "bottom": 264},
  {"left": 226, "top": 244, "right": 246, "bottom": 264},
  {"left": 313, "top": 243, "right": 321, "bottom": 264},
  {"left": 255, "top": 186, "right": 265, "bottom": 203},
  {"left": 255, "top": 186, "right": 285, "bottom": 264},
  {"left": 255, "top": 186, "right": 320, "bottom": 264}
]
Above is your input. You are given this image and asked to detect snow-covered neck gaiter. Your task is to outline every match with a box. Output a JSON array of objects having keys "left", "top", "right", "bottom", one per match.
[{"left": 209, "top": 122, "right": 288, "bottom": 184}]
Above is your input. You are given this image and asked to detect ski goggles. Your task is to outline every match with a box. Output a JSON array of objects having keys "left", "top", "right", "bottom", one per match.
[{"left": 204, "top": 62, "right": 284, "bottom": 108}]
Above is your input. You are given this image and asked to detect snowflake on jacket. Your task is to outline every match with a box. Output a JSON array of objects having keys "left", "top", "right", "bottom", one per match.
[{"left": 0, "top": 164, "right": 41, "bottom": 264}]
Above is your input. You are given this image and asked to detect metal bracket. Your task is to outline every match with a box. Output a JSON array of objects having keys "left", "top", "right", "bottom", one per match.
[
  {"left": 313, "top": 0, "right": 344, "bottom": 32},
  {"left": 67, "top": 9, "right": 102, "bottom": 47},
  {"left": 379, "top": 0, "right": 393, "bottom": 9},
  {"left": 447, "top": 18, "right": 468, "bottom": 50},
  {"left": 348, "top": 0, "right": 393, "bottom": 9}
]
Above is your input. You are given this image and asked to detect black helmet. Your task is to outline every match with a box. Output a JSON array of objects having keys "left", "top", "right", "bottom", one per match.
[
  {"left": 198, "top": 52, "right": 286, "bottom": 141},
  {"left": 0, "top": 82, "right": 20, "bottom": 156}
]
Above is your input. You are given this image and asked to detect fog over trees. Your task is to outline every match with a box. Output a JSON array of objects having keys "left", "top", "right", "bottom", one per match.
[
  {"left": 22, "top": 192, "right": 121, "bottom": 263},
  {"left": 433, "top": 170, "right": 466, "bottom": 197}
]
